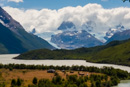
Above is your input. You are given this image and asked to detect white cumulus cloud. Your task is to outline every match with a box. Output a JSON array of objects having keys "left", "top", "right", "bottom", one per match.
[
  {"left": 8, "top": 0, "right": 23, "bottom": 3},
  {"left": 3, "top": 4, "right": 130, "bottom": 41}
]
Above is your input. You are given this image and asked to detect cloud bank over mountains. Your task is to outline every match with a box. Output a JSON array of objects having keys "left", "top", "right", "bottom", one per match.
[{"left": 3, "top": 3, "right": 130, "bottom": 41}]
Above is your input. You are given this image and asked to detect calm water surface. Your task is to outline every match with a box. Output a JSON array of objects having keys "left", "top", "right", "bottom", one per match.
[
  {"left": 0, "top": 54, "right": 130, "bottom": 72},
  {"left": 113, "top": 80, "right": 130, "bottom": 87}
]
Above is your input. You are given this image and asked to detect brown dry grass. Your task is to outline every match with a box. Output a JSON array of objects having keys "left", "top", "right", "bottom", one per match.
[{"left": 0, "top": 69, "right": 104, "bottom": 87}]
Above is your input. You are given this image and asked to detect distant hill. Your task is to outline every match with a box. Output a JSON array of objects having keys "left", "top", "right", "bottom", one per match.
[
  {"left": 15, "top": 39, "right": 130, "bottom": 66},
  {"left": 0, "top": 7, "right": 54, "bottom": 54}
]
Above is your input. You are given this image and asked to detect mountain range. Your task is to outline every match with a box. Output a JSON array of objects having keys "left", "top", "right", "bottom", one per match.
[
  {"left": 1, "top": 6, "right": 130, "bottom": 54},
  {"left": 51, "top": 21, "right": 130, "bottom": 49},
  {"left": 51, "top": 30, "right": 103, "bottom": 49},
  {"left": 51, "top": 21, "right": 103, "bottom": 49},
  {"left": 0, "top": 7, "right": 54, "bottom": 54}
]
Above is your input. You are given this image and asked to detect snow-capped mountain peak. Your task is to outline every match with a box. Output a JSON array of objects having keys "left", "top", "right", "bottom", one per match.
[
  {"left": 58, "top": 21, "right": 76, "bottom": 30},
  {"left": 51, "top": 30, "right": 103, "bottom": 49},
  {"left": 104, "top": 25, "right": 126, "bottom": 40},
  {"left": 0, "top": 7, "right": 24, "bottom": 35}
]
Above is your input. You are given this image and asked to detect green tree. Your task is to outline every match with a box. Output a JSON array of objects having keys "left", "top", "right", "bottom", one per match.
[
  {"left": 107, "top": 81, "right": 111, "bottom": 87},
  {"left": 11, "top": 79, "right": 16, "bottom": 87},
  {"left": 52, "top": 75, "right": 62, "bottom": 84},
  {"left": 79, "top": 83, "right": 88, "bottom": 87},
  {"left": 68, "top": 75, "right": 78, "bottom": 83},
  {"left": 17, "top": 78, "right": 22, "bottom": 86},
  {"left": 91, "top": 82, "right": 95, "bottom": 87},
  {"left": 96, "top": 80, "right": 101, "bottom": 87},
  {"left": 33, "top": 77, "right": 38, "bottom": 85}
]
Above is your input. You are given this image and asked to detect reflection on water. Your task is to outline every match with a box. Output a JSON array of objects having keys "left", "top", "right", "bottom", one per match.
[{"left": 113, "top": 80, "right": 130, "bottom": 87}]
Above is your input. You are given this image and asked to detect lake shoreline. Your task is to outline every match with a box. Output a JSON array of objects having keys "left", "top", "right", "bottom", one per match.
[
  {"left": 14, "top": 58, "right": 130, "bottom": 68},
  {"left": 113, "top": 80, "right": 130, "bottom": 87},
  {"left": 0, "top": 54, "right": 130, "bottom": 72}
]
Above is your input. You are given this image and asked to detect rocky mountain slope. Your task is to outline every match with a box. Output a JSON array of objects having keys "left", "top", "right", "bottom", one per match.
[
  {"left": 0, "top": 7, "right": 54, "bottom": 54},
  {"left": 51, "top": 30, "right": 103, "bottom": 49},
  {"left": 51, "top": 21, "right": 103, "bottom": 49},
  {"left": 106, "top": 29, "right": 130, "bottom": 44}
]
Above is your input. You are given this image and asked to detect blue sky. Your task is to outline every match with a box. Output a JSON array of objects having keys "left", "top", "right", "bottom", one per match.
[{"left": 0, "top": 0, "right": 130, "bottom": 10}]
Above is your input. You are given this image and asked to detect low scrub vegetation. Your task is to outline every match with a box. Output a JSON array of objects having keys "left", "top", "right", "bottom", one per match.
[{"left": 0, "top": 64, "right": 129, "bottom": 87}]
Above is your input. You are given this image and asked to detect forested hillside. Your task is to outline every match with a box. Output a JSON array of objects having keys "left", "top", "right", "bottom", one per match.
[{"left": 15, "top": 39, "right": 130, "bottom": 66}]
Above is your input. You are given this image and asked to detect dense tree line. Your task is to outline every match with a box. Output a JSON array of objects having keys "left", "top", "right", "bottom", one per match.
[
  {"left": 0, "top": 63, "right": 128, "bottom": 87},
  {"left": 0, "top": 63, "right": 129, "bottom": 80}
]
